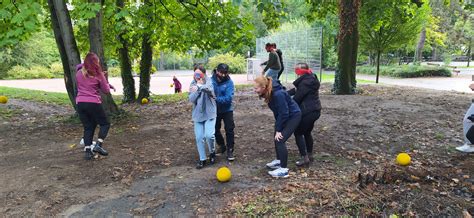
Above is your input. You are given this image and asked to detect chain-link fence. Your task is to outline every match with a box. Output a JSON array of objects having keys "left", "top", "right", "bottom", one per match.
[{"left": 247, "top": 26, "right": 323, "bottom": 83}]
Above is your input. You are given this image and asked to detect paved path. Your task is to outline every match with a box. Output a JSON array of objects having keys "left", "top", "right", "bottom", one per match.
[
  {"left": 0, "top": 71, "right": 253, "bottom": 95},
  {"left": 1, "top": 69, "right": 474, "bottom": 94}
]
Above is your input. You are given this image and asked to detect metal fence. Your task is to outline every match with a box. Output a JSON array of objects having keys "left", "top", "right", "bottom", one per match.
[{"left": 247, "top": 26, "right": 323, "bottom": 83}]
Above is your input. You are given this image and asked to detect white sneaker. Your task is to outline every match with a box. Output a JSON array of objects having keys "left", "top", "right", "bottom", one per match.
[
  {"left": 268, "top": 168, "right": 289, "bottom": 178},
  {"left": 266, "top": 159, "right": 281, "bottom": 169},
  {"left": 79, "top": 138, "right": 96, "bottom": 146},
  {"left": 456, "top": 144, "right": 474, "bottom": 153}
]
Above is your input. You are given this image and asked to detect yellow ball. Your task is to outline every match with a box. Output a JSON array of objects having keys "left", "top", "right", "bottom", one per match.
[
  {"left": 141, "top": 98, "right": 149, "bottom": 104},
  {"left": 396, "top": 153, "right": 411, "bottom": 166},
  {"left": 0, "top": 96, "right": 8, "bottom": 104},
  {"left": 216, "top": 167, "right": 232, "bottom": 182},
  {"left": 170, "top": 84, "right": 174, "bottom": 87}
]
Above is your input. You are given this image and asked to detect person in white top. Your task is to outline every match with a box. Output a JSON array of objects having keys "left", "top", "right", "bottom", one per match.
[{"left": 456, "top": 83, "right": 474, "bottom": 153}]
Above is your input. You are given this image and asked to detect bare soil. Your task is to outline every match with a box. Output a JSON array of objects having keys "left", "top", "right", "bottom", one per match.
[{"left": 0, "top": 84, "right": 472, "bottom": 216}]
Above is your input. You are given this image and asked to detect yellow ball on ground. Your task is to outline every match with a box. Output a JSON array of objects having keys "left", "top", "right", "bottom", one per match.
[
  {"left": 216, "top": 167, "right": 232, "bottom": 182},
  {"left": 141, "top": 98, "right": 149, "bottom": 104},
  {"left": 0, "top": 96, "right": 8, "bottom": 104},
  {"left": 396, "top": 153, "right": 411, "bottom": 166}
]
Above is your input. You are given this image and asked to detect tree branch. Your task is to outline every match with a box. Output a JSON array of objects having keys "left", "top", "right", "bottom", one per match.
[{"left": 179, "top": 1, "right": 197, "bottom": 19}]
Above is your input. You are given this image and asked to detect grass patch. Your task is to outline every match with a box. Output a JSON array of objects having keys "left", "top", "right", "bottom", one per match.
[
  {"left": 280, "top": 73, "right": 374, "bottom": 84},
  {"left": 0, "top": 86, "right": 72, "bottom": 106},
  {"left": 149, "top": 92, "right": 188, "bottom": 104},
  {"left": 0, "top": 107, "right": 22, "bottom": 119}
]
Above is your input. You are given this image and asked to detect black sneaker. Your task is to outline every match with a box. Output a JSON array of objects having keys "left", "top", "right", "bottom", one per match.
[
  {"left": 93, "top": 142, "right": 108, "bottom": 156},
  {"left": 217, "top": 146, "right": 226, "bottom": 156},
  {"left": 84, "top": 148, "right": 94, "bottom": 160},
  {"left": 196, "top": 160, "right": 206, "bottom": 169},
  {"left": 227, "top": 149, "right": 235, "bottom": 161},
  {"left": 209, "top": 152, "right": 216, "bottom": 164}
]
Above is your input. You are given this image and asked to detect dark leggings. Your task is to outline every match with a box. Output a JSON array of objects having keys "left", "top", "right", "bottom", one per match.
[
  {"left": 77, "top": 102, "right": 110, "bottom": 146},
  {"left": 274, "top": 113, "right": 302, "bottom": 168},
  {"left": 294, "top": 110, "right": 321, "bottom": 156},
  {"left": 467, "top": 125, "right": 474, "bottom": 144}
]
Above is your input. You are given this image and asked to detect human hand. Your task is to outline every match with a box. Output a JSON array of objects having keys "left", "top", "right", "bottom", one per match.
[
  {"left": 190, "top": 86, "right": 198, "bottom": 92},
  {"left": 274, "top": 132, "right": 283, "bottom": 142},
  {"left": 469, "top": 83, "right": 474, "bottom": 91}
]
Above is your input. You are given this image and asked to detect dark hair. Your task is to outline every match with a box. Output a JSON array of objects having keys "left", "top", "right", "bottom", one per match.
[
  {"left": 296, "top": 62, "right": 309, "bottom": 69},
  {"left": 265, "top": 43, "right": 272, "bottom": 47},
  {"left": 193, "top": 63, "right": 206, "bottom": 74},
  {"left": 270, "top": 43, "right": 277, "bottom": 48},
  {"left": 216, "top": 63, "right": 229, "bottom": 74}
]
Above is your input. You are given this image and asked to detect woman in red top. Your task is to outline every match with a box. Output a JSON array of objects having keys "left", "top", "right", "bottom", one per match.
[{"left": 76, "top": 52, "right": 115, "bottom": 160}]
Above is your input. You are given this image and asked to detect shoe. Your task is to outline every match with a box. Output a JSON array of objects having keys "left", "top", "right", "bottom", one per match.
[
  {"left": 308, "top": 152, "right": 314, "bottom": 162},
  {"left": 266, "top": 159, "right": 281, "bottom": 169},
  {"left": 227, "top": 149, "right": 235, "bottom": 161},
  {"left": 93, "top": 141, "right": 108, "bottom": 156},
  {"left": 217, "top": 146, "right": 226, "bottom": 156},
  {"left": 79, "top": 138, "right": 96, "bottom": 146},
  {"left": 196, "top": 160, "right": 206, "bottom": 169},
  {"left": 84, "top": 147, "right": 94, "bottom": 160},
  {"left": 268, "top": 168, "right": 289, "bottom": 178},
  {"left": 456, "top": 144, "right": 474, "bottom": 153},
  {"left": 295, "top": 155, "right": 310, "bottom": 167},
  {"left": 209, "top": 152, "right": 216, "bottom": 164}
]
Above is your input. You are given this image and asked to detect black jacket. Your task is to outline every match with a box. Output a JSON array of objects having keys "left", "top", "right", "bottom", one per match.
[{"left": 287, "top": 73, "right": 321, "bottom": 116}]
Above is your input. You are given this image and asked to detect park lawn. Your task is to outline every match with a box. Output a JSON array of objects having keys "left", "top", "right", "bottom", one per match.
[{"left": 281, "top": 73, "right": 374, "bottom": 84}]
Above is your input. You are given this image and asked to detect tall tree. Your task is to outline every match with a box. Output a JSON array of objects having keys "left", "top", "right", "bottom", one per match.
[
  {"left": 88, "top": 0, "right": 119, "bottom": 114},
  {"left": 359, "top": 0, "right": 428, "bottom": 83},
  {"left": 333, "top": 0, "right": 361, "bottom": 94},
  {"left": 48, "top": 0, "right": 82, "bottom": 109}
]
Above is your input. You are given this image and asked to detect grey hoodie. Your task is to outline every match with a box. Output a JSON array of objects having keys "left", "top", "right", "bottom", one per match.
[{"left": 189, "top": 75, "right": 217, "bottom": 122}]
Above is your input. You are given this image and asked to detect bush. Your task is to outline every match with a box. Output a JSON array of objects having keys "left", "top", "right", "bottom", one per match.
[
  {"left": 108, "top": 67, "right": 121, "bottom": 77},
  {"left": 207, "top": 53, "right": 246, "bottom": 74},
  {"left": 357, "top": 65, "right": 451, "bottom": 78},
  {"left": 5, "top": 65, "right": 56, "bottom": 79},
  {"left": 50, "top": 62, "right": 64, "bottom": 78}
]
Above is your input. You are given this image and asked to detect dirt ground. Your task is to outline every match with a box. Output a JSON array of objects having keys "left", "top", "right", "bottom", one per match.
[{"left": 0, "top": 84, "right": 473, "bottom": 216}]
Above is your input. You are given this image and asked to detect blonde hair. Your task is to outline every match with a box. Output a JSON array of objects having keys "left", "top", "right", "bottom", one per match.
[{"left": 254, "top": 76, "right": 273, "bottom": 103}]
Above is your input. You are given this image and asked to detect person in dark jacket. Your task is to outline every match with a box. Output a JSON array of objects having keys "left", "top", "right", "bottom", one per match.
[
  {"left": 260, "top": 43, "right": 281, "bottom": 81},
  {"left": 211, "top": 63, "right": 236, "bottom": 161},
  {"left": 271, "top": 43, "right": 284, "bottom": 80},
  {"left": 254, "top": 76, "right": 301, "bottom": 178},
  {"left": 173, "top": 76, "right": 182, "bottom": 93},
  {"left": 287, "top": 63, "right": 321, "bottom": 166}
]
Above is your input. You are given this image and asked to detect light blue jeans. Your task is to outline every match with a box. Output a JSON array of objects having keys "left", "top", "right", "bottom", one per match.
[
  {"left": 194, "top": 118, "right": 216, "bottom": 161},
  {"left": 265, "top": 69, "right": 279, "bottom": 81}
]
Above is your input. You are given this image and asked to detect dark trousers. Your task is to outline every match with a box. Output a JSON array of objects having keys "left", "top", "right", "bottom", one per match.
[
  {"left": 175, "top": 88, "right": 181, "bottom": 93},
  {"left": 294, "top": 110, "right": 321, "bottom": 156},
  {"left": 215, "top": 111, "right": 235, "bottom": 151},
  {"left": 277, "top": 67, "right": 284, "bottom": 80},
  {"left": 77, "top": 102, "right": 110, "bottom": 147},
  {"left": 467, "top": 125, "right": 474, "bottom": 144},
  {"left": 274, "top": 113, "right": 301, "bottom": 168}
]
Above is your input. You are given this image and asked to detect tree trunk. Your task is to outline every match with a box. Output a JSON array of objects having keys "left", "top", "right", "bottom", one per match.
[
  {"left": 376, "top": 50, "right": 381, "bottom": 83},
  {"left": 415, "top": 27, "right": 426, "bottom": 62},
  {"left": 115, "top": 0, "right": 136, "bottom": 103},
  {"left": 432, "top": 46, "right": 438, "bottom": 61},
  {"left": 159, "top": 51, "right": 165, "bottom": 70},
  {"left": 467, "top": 39, "right": 472, "bottom": 67},
  {"left": 333, "top": 0, "right": 361, "bottom": 94},
  {"left": 48, "top": 0, "right": 81, "bottom": 110},
  {"left": 47, "top": 0, "right": 76, "bottom": 110},
  {"left": 137, "top": 34, "right": 153, "bottom": 101},
  {"left": 88, "top": 0, "right": 119, "bottom": 115}
]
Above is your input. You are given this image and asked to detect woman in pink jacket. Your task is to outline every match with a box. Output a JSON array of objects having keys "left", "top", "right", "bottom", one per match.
[{"left": 76, "top": 52, "right": 115, "bottom": 160}]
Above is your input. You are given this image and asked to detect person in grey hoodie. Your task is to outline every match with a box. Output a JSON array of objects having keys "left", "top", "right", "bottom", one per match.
[{"left": 189, "top": 64, "right": 217, "bottom": 169}]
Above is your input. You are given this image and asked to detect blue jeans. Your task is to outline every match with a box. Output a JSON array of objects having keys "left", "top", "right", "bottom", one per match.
[
  {"left": 194, "top": 118, "right": 216, "bottom": 161},
  {"left": 265, "top": 69, "right": 279, "bottom": 81}
]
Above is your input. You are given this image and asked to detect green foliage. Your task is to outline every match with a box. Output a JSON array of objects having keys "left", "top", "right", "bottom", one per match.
[
  {"left": 357, "top": 65, "right": 452, "bottom": 78},
  {"left": 4, "top": 65, "right": 58, "bottom": 79},
  {"left": 0, "top": 1, "right": 43, "bottom": 47},
  {"left": 49, "top": 62, "right": 64, "bottom": 77},
  {"left": 107, "top": 67, "right": 121, "bottom": 77},
  {"left": 359, "top": 0, "right": 429, "bottom": 54},
  {"left": 207, "top": 53, "right": 246, "bottom": 74}
]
